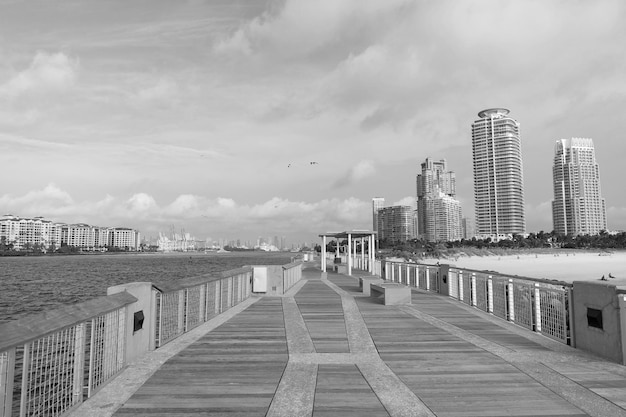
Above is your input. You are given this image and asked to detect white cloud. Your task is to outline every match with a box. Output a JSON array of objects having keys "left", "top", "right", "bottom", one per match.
[
  {"left": 392, "top": 196, "right": 416, "bottom": 209},
  {"left": 0, "top": 52, "right": 79, "bottom": 98},
  {"left": 333, "top": 160, "right": 376, "bottom": 188},
  {"left": 0, "top": 186, "right": 375, "bottom": 241},
  {"left": 125, "top": 193, "right": 158, "bottom": 215}
]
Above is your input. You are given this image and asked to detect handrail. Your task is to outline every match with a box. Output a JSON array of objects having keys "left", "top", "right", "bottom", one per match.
[
  {"left": 384, "top": 259, "right": 572, "bottom": 287},
  {"left": 0, "top": 292, "right": 137, "bottom": 352},
  {"left": 381, "top": 259, "right": 574, "bottom": 346},
  {"left": 281, "top": 261, "right": 302, "bottom": 269},
  {"left": 0, "top": 263, "right": 296, "bottom": 417}
]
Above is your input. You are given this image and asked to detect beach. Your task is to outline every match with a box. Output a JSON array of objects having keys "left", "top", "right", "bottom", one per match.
[{"left": 419, "top": 250, "right": 626, "bottom": 286}]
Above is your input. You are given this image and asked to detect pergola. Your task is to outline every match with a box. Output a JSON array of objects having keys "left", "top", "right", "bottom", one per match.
[{"left": 319, "top": 230, "right": 377, "bottom": 276}]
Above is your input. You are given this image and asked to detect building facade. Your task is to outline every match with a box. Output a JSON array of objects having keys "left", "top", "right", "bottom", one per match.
[
  {"left": 377, "top": 205, "right": 415, "bottom": 243},
  {"left": 416, "top": 158, "right": 463, "bottom": 242},
  {"left": 0, "top": 214, "right": 140, "bottom": 252},
  {"left": 471, "top": 108, "right": 526, "bottom": 238},
  {"left": 552, "top": 138, "right": 607, "bottom": 236},
  {"left": 0, "top": 215, "right": 61, "bottom": 251},
  {"left": 372, "top": 197, "right": 385, "bottom": 233},
  {"left": 110, "top": 228, "right": 141, "bottom": 251}
]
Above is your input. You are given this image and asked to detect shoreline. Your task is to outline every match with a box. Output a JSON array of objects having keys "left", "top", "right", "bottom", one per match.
[{"left": 399, "top": 248, "right": 626, "bottom": 285}]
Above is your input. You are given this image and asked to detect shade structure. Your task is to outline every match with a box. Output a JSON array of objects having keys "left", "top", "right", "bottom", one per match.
[{"left": 318, "top": 230, "right": 377, "bottom": 275}]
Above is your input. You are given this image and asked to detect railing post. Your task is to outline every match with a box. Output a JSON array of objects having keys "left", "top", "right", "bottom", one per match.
[
  {"left": 471, "top": 273, "right": 477, "bottom": 306},
  {"left": 19, "top": 342, "right": 30, "bottom": 417},
  {"left": 215, "top": 280, "right": 221, "bottom": 314},
  {"left": 1, "top": 348, "right": 16, "bottom": 417},
  {"left": 534, "top": 284, "right": 542, "bottom": 332},
  {"left": 72, "top": 323, "right": 86, "bottom": 405},
  {"left": 568, "top": 286, "right": 575, "bottom": 347},
  {"left": 487, "top": 276, "right": 494, "bottom": 313},
  {"left": 508, "top": 279, "right": 515, "bottom": 322},
  {"left": 425, "top": 267, "right": 430, "bottom": 291},
  {"left": 199, "top": 284, "right": 206, "bottom": 324},
  {"left": 458, "top": 271, "right": 464, "bottom": 302},
  {"left": 178, "top": 289, "right": 185, "bottom": 334}
]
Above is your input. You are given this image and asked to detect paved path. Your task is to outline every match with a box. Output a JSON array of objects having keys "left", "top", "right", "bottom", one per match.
[{"left": 75, "top": 267, "right": 626, "bottom": 417}]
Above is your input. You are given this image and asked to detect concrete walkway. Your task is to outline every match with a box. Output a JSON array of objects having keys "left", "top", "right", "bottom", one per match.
[{"left": 71, "top": 267, "right": 626, "bottom": 417}]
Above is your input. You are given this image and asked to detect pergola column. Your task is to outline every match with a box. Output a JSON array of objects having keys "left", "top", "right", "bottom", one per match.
[
  {"left": 347, "top": 233, "right": 352, "bottom": 276},
  {"left": 360, "top": 237, "right": 364, "bottom": 270},
  {"left": 321, "top": 235, "right": 327, "bottom": 272}
]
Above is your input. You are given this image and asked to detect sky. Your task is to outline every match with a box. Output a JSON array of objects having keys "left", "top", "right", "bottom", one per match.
[{"left": 1, "top": 0, "right": 626, "bottom": 245}]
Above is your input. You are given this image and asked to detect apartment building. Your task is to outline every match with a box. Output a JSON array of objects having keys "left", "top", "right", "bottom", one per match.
[
  {"left": 471, "top": 108, "right": 526, "bottom": 238},
  {"left": 377, "top": 205, "right": 415, "bottom": 243},
  {"left": 552, "top": 138, "right": 607, "bottom": 236},
  {"left": 416, "top": 158, "right": 463, "bottom": 242}
]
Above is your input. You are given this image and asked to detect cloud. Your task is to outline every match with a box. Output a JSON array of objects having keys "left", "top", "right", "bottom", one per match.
[
  {"left": 0, "top": 186, "right": 375, "bottom": 241},
  {"left": 392, "top": 196, "right": 416, "bottom": 209},
  {"left": 0, "top": 52, "right": 79, "bottom": 98},
  {"left": 333, "top": 160, "right": 376, "bottom": 188}
]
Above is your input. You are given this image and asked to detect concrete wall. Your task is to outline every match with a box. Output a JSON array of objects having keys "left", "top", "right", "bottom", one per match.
[
  {"left": 572, "top": 281, "right": 625, "bottom": 364},
  {"left": 252, "top": 265, "right": 284, "bottom": 296},
  {"left": 107, "top": 282, "right": 156, "bottom": 363}
]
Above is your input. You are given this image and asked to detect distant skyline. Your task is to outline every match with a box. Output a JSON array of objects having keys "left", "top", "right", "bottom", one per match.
[{"left": 2, "top": 0, "right": 626, "bottom": 243}]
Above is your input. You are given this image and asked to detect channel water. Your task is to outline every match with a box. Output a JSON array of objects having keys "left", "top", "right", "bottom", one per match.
[{"left": 0, "top": 252, "right": 293, "bottom": 324}]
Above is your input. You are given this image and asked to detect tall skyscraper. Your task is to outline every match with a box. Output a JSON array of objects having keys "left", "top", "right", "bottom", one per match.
[
  {"left": 552, "top": 138, "right": 607, "bottom": 236},
  {"left": 372, "top": 197, "right": 385, "bottom": 232},
  {"left": 471, "top": 108, "right": 526, "bottom": 238},
  {"left": 416, "top": 158, "right": 462, "bottom": 242}
]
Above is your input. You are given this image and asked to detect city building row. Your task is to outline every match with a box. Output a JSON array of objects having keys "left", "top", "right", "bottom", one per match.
[
  {"left": 0, "top": 214, "right": 141, "bottom": 252},
  {"left": 372, "top": 108, "right": 608, "bottom": 243}
]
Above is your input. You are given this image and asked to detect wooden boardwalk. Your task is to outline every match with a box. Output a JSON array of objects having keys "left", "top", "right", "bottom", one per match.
[{"left": 108, "top": 267, "right": 626, "bottom": 417}]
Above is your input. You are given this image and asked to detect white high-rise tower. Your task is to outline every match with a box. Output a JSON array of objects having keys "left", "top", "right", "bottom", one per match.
[
  {"left": 471, "top": 108, "right": 526, "bottom": 238},
  {"left": 552, "top": 138, "right": 607, "bottom": 236}
]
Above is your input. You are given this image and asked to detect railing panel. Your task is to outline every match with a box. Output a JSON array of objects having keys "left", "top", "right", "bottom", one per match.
[
  {"left": 20, "top": 325, "right": 84, "bottom": 417},
  {"left": 157, "top": 291, "right": 183, "bottom": 347},
  {"left": 427, "top": 267, "right": 438, "bottom": 292},
  {"left": 462, "top": 273, "right": 472, "bottom": 305},
  {"left": 185, "top": 285, "right": 203, "bottom": 331},
  {"left": 511, "top": 280, "right": 534, "bottom": 330},
  {"left": 538, "top": 285, "right": 569, "bottom": 343},
  {"left": 0, "top": 349, "right": 15, "bottom": 416},
  {"left": 418, "top": 266, "right": 427, "bottom": 289},
  {"left": 88, "top": 308, "right": 126, "bottom": 397},
  {"left": 448, "top": 269, "right": 459, "bottom": 299},
  {"left": 491, "top": 277, "right": 508, "bottom": 320},
  {"left": 474, "top": 273, "right": 489, "bottom": 312}
]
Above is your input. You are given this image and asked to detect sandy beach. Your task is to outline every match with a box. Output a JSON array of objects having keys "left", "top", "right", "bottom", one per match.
[{"left": 418, "top": 250, "right": 626, "bottom": 286}]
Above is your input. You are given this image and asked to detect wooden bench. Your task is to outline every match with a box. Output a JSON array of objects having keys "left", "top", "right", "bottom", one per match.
[
  {"left": 358, "top": 277, "right": 384, "bottom": 296},
  {"left": 370, "top": 283, "right": 412, "bottom": 305}
]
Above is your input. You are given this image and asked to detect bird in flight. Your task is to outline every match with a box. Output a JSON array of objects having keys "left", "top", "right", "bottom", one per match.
[
  {"left": 609, "top": 273, "right": 615, "bottom": 279},
  {"left": 600, "top": 275, "right": 607, "bottom": 281}
]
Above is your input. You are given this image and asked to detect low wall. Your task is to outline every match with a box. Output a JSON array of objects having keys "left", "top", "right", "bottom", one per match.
[{"left": 572, "top": 281, "right": 626, "bottom": 364}]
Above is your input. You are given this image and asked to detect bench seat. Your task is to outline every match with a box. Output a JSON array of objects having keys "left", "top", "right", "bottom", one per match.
[{"left": 370, "top": 283, "right": 412, "bottom": 305}]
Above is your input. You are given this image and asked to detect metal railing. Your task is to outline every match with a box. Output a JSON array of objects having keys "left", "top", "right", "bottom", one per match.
[
  {"left": 383, "top": 260, "right": 573, "bottom": 345},
  {"left": 153, "top": 267, "right": 252, "bottom": 348},
  {"left": 0, "top": 265, "right": 256, "bottom": 417},
  {"left": 0, "top": 292, "right": 135, "bottom": 417}
]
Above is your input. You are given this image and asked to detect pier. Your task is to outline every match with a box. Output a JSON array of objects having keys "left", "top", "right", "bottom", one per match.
[{"left": 3, "top": 259, "right": 626, "bottom": 416}]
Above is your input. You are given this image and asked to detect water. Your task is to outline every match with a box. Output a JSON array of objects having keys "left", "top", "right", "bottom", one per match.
[{"left": 0, "top": 252, "right": 294, "bottom": 324}]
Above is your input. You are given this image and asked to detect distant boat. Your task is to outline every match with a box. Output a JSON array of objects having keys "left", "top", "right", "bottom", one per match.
[{"left": 217, "top": 248, "right": 230, "bottom": 253}]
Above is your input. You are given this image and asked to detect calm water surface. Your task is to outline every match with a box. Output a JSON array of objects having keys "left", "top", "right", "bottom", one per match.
[{"left": 0, "top": 252, "right": 293, "bottom": 324}]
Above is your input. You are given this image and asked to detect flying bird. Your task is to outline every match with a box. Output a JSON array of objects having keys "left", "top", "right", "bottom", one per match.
[
  {"left": 609, "top": 273, "right": 615, "bottom": 279},
  {"left": 310, "top": 161, "right": 318, "bottom": 165},
  {"left": 599, "top": 275, "right": 607, "bottom": 281}
]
